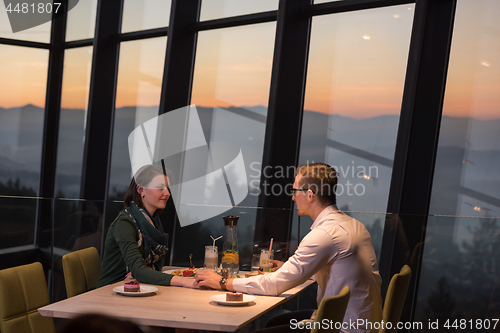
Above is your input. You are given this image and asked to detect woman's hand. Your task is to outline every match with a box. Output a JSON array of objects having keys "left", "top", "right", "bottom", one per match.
[
  {"left": 170, "top": 276, "right": 199, "bottom": 289},
  {"left": 272, "top": 260, "right": 285, "bottom": 271}
]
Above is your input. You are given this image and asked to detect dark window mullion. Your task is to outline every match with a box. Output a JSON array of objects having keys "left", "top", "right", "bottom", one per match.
[
  {"left": 304, "top": 0, "right": 414, "bottom": 17},
  {"left": 118, "top": 27, "right": 169, "bottom": 42},
  {"left": 380, "top": 0, "right": 457, "bottom": 328},
  {"left": 192, "top": 10, "right": 277, "bottom": 31},
  {"left": 159, "top": 0, "right": 200, "bottom": 114},
  {"left": 0, "top": 37, "right": 50, "bottom": 49},
  {"left": 38, "top": 0, "right": 68, "bottom": 302},
  {"left": 80, "top": 0, "right": 123, "bottom": 202},
  {"left": 157, "top": 0, "right": 201, "bottom": 265},
  {"left": 64, "top": 39, "right": 93, "bottom": 49},
  {"left": 254, "top": 0, "right": 312, "bottom": 250}
]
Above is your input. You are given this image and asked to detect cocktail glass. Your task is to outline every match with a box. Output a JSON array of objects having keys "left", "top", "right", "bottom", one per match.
[
  {"left": 204, "top": 245, "right": 218, "bottom": 271},
  {"left": 260, "top": 249, "right": 274, "bottom": 270}
]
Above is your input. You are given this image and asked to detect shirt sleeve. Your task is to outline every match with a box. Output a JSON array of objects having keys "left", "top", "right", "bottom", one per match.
[
  {"left": 232, "top": 228, "right": 337, "bottom": 296},
  {"left": 114, "top": 219, "right": 173, "bottom": 286}
]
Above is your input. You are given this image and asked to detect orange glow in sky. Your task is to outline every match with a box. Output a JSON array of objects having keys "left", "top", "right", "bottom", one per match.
[{"left": 0, "top": 2, "right": 499, "bottom": 120}]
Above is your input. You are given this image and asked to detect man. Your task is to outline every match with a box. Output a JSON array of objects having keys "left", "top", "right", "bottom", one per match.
[{"left": 195, "top": 163, "right": 382, "bottom": 332}]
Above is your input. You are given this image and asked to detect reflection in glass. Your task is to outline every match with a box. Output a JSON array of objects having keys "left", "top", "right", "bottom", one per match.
[
  {"left": 121, "top": 0, "right": 171, "bottom": 33},
  {"left": 200, "top": 0, "right": 278, "bottom": 21},
  {"left": 0, "top": 197, "right": 38, "bottom": 250},
  {"left": 66, "top": 0, "right": 97, "bottom": 41},
  {"left": 414, "top": 215, "right": 500, "bottom": 325},
  {"left": 191, "top": 23, "right": 275, "bottom": 207},
  {"left": 420, "top": 0, "right": 500, "bottom": 325},
  {"left": 55, "top": 47, "right": 93, "bottom": 199},
  {"left": 0, "top": 8, "right": 50, "bottom": 42},
  {"left": 299, "top": 5, "right": 414, "bottom": 213},
  {"left": 171, "top": 205, "right": 261, "bottom": 271},
  {"left": 172, "top": 23, "right": 275, "bottom": 269},
  {"left": 53, "top": 199, "right": 103, "bottom": 252},
  {"left": 429, "top": 0, "right": 500, "bottom": 218},
  {"left": 108, "top": 37, "right": 167, "bottom": 199},
  {"left": 0, "top": 45, "right": 48, "bottom": 196}
]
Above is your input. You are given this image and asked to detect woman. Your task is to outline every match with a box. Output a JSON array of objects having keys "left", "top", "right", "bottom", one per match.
[{"left": 97, "top": 164, "right": 195, "bottom": 288}]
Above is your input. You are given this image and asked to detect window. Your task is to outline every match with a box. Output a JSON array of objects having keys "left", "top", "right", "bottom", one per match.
[
  {"left": 55, "top": 47, "right": 93, "bottom": 198},
  {"left": 299, "top": 5, "right": 414, "bottom": 215},
  {"left": 108, "top": 37, "right": 168, "bottom": 199}
]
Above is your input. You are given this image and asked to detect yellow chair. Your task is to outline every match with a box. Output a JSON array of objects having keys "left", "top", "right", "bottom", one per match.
[
  {"left": 380, "top": 265, "right": 412, "bottom": 333},
  {"left": 311, "top": 286, "right": 351, "bottom": 333},
  {"left": 62, "top": 247, "right": 101, "bottom": 298},
  {"left": 0, "top": 262, "right": 55, "bottom": 333}
]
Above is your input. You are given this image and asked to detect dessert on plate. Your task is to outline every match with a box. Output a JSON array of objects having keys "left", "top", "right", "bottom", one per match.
[
  {"left": 226, "top": 292, "right": 243, "bottom": 302},
  {"left": 124, "top": 280, "right": 140, "bottom": 292}
]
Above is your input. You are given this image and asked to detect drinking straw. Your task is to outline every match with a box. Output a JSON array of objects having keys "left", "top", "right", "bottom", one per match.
[
  {"left": 211, "top": 235, "right": 222, "bottom": 250},
  {"left": 269, "top": 238, "right": 273, "bottom": 254}
]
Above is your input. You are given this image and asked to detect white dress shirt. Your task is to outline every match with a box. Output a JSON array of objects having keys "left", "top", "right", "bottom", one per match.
[{"left": 232, "top": 205, "right": 383, "bottom": 333}]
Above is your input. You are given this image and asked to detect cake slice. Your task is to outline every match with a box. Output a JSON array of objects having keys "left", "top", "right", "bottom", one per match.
[
  {"left": 124, "top": 280, "right": 140, "bottom": 292},
  {"left": 226, "top": 292, "right": 243, "bottom": 301}
]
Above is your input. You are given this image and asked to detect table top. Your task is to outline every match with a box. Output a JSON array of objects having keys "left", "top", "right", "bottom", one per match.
[{"left": 38, "top": 274, "right": 315, "bottom": 332}]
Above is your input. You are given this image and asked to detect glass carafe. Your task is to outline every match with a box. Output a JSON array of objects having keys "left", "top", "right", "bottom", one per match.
[{"left": 221, "top": 215, "right": 239, "bottom": 275}]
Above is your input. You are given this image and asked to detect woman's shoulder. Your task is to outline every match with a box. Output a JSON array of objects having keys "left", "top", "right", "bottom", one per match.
[{"left": 110, "top": 209, "right": 136, "bottom": 228}]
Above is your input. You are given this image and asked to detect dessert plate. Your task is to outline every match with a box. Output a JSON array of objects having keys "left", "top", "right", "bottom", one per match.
[
  {"left": 210, "top": 294, "right": 256, "bottom": 306},
  {"left": 113, "top": 285, "right": 158, "bottom": 296}
]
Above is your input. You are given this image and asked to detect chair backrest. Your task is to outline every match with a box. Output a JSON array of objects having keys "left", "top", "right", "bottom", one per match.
[
  {"left": 311, "top": 286, "right": 350, "bottom": 333},
  {"left": 0, "top": 262, "right": 55, "bottom": 333},
  {"left": 381, "top": 265, "right": 412, "bottom": 333},
  {"left": 62, "top": 247, "right": 101, "bottom": 298}
]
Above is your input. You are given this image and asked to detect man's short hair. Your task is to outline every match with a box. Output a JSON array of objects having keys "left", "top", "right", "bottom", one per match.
[{"left": 296, "top": 163, "right": 338, "bottom": 205}]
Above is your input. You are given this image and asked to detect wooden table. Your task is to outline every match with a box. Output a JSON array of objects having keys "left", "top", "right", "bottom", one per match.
[{"left": 38, "top": 278, "right": 315, "bottom": 332}]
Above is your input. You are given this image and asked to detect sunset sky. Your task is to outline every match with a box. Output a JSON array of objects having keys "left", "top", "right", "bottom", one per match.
[{"left": 0, "top": 0, "right": 498, "bottom": 119}]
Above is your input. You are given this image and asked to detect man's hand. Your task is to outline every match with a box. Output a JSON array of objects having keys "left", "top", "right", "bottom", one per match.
[
  {"left": 272, "top": 260, "right": 285, "bottom": 271},
  {"left": 195, "top": 270, "right": 223, "bottom": 290}
]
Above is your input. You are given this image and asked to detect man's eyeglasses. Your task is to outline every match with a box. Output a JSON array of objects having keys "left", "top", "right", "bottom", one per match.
[{"left": 289, "top": 188, "right": 314, "bottom": 196}]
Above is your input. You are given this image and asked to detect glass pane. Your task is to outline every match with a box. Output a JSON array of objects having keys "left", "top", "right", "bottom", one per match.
[
  {"left": 191, "top": 22, "right": 276, "bottom": 207},
  {"left": 66, "top": 0, "right": 97, "bottom": 41},
  {"left": 430, "top": 0, "right": 500, "bottom": 218},
  {"left": 0, "top": 5, "right": 51, "bottom": 43},
  {"left": 108, "top": 37, "right": 167, "bottom": 199},
  {"left": 171, "top": 204, "right": 260, "bottom": 269},
  {"left": 55, "top": 47, "right": 93, "bottom": 199},
  {"left": 121, "top": 0, "right": 171, "bottom": 33},
  {"left": 53, "top": 199, "right": 103, "bottom": 252},
  {"left": 0, "top": 197, "right": 38, "bottom": 250},
  {"left": 414, "top": 215, "right": 500, "bottom": 326},
  {"left": 0, "top": 45, "right": 49, "bottom": 196},
  {"left": 299, "top": 5, "right": 414, "bottom": 213},
  {"left": 200, "top": 0, "right": 278, "bottom": 21}
]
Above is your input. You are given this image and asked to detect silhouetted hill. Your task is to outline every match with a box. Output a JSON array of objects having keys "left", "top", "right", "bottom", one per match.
[{"left": 1, "top": 104, "right": 499, "bottom": 217}]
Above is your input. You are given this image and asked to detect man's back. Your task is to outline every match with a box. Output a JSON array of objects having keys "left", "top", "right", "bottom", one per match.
[
  {"left": 232, "top": 205, "right": 382, "bottom": 332},
  {"left": 311, "top": 206, "right": 382, "bottom": 332}
]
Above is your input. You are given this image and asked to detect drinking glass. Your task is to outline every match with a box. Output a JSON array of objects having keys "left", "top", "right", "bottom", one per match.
[
  {"left": 251, "top": 254, "right": 260, "bottom": 272},
  {"left": 260, "top": 249, "right": 274, "bottom": 270},
  {"left": 204, "top": 245, "right": 218, "bottom": 271}
]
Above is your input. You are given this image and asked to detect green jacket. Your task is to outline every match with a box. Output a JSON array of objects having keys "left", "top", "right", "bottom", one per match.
[{"left": 97, "top": 210, "right": 173, "bottom": 287}]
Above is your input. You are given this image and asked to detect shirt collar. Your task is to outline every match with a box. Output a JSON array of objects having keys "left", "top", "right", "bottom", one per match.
[{"left": 310, "top": 204, "right": 339, "bottom": 230}]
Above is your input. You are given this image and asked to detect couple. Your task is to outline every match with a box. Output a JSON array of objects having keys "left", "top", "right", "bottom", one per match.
[{"left": 98, "top": 163, "right": 382, "bottom": 333}]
